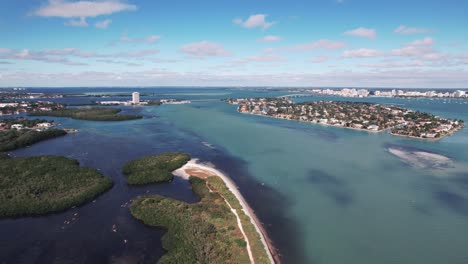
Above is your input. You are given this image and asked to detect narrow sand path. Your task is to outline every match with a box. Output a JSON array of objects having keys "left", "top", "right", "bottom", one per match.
[
  {"left": 205, "top": 183, "right": 255, "bottom": 264},
  {"left": 173, "top": 159, "right": 276, "bottom": 264}
]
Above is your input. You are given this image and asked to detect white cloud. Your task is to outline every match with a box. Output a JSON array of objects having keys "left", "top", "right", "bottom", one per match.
[
  {"left": 342, "top": 48, "right": 384, "bottom": 58},
  {"left": 409, "top": 37, "right": 433, "bottom": 46},
  {"left": 64, "top": 17, "right": 88, "bottom": 27},
  {"left": 234, "top": 14, "right": 275, "bottom": 29},
  {"left": 391, "top": 38, "right": 434, "bottom": 57},
  {"left": 120, "top": 34, "right": 161, "bottom": 44},
  {"left": 310, "top": 55, "right": 329, "bottom": 63},
  {"left": 233, "top": 55, "right": 287, "bottom": 64},
  {"left": 359, "top": 60, "right": 425, "bottom": 68},
  {"left": 290, "top": 39, "right": 346, "bottom": 51},
  {"left": 258, "top": 35, "right": 282, "bottom": 42},
  {"left": 394, "top": 25, "right": 431, "bottom": 35},
  {"left": 344, "top": 27, "right": 376, "bottom": 39},
  {"left": 2, "top": 69, "right": 468, "bottom": 88},
  {"left": 32, "top": 0, "right": 137, "bottom": 18},
  {"left": 0, "top": 47, "right": 159, "bottom": 66},
  {"left": 95, "top": 19, "right": 112, "bottom": 29},
  {"left": 180, "top": 41, "right": 232, "bottom": 57}
]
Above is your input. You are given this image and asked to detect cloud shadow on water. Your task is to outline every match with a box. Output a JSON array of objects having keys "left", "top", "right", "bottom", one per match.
[
  {"left": 306, "top": 169, "right": 354, "bottom": 207},
  {"left": 433, "top": 191, "right": 468, "bottom": 216}
]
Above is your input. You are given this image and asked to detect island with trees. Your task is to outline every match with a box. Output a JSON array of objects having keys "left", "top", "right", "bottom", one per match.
[
  {"left": 129, "top": 153, "right": 273, "bottom": 264},
  {"left": 123, "top": 152, "right": 190, "bottom": 185},
  {"left": 0, "top": 155, "right": 113, "bottom": 217},
  {"left": 29, "top": 107, "right": 142, "bottom": 121},
  {"left": 227, "top": 97, "right": 464, "bottom": 140},
  {"left": 0, "top": 128, "right": 67, "bottom": 152}
]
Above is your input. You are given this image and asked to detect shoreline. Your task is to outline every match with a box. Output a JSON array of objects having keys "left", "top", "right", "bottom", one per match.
[
  {"left": 238, "top": 110, "right": 464, "bottom": 140},
  {"left": 172, "top": 159, "right": 278, "bottom": 264}
]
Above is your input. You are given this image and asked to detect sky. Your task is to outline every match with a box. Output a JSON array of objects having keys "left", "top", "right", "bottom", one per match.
[{"left": 0, "top": 0, "right": 467, "bottom": 88}]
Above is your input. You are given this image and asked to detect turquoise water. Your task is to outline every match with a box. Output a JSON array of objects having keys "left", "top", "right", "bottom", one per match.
[
  {"left": 146, "top": 95, "right": 468, "bottom": 264},
  {"left": 2, "top": 88, "right": 468, "bottom": 263}
]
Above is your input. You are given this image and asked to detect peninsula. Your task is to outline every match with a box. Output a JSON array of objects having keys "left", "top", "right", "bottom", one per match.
[
  {"left": 227, "top": 98, "right": 464, "bottom": 140},
  {"left": 0, "top": 118, "right": 67, "bottom": 152},
  {"left": 128, "top": 153, "right": 275, "bottom": 264},
  {"left": 29, "top": 107, "right": 142, "bottom": 121}
]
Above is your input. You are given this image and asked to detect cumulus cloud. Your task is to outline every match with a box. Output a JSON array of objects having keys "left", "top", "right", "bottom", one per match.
[
  {"left": 391, "top": 38, "right": 434, "bottom": 57},
  {"left": 290, "top": 39, "right": 346, "bottom": 51},
  {"left": 394, "top": 25, "right": 431, "bottom": 35},
  {"left": 258, "top": 35, "right": 282, "bottom": 42},
  {"left": 344, "top": 27, "right": 376, "bottom": 39},
  {"left": 32, "top": 0, "right": 137, "bottom": 18},
  {"left": 409, "top": 37, "right": 433, "bottom": 46},
  {"left": 234, "top": 14, "right": 275, "bottom": 29},
  {"left": 180, "top": 41, "right": 232, "bottom": 57},
  {"left": 95, "top": 19, "right": 112, "bottom": 29},
  {"left": 64, "top": 17, "right": 88, "bottom": 27},
  {"left": 342, "top": 48, "right": 384, "bottom": 58}
]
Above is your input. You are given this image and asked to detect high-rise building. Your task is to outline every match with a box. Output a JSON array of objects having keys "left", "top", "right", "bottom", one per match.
[{"left": 132, "top": 92, "right": 140, "bottom": 104}]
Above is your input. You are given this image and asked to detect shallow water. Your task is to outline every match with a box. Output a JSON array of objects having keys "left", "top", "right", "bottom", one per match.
[{"left": 1, "top": 88, "right": 468, "bottom": 264}]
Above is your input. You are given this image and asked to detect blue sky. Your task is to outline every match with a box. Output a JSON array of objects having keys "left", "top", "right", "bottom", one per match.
[{"left": 1, "top": 0, "right": 467, "bottom": 87}]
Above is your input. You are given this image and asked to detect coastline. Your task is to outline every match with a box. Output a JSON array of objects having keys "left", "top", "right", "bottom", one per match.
[
  {"left": 238, "top": 110, "right": 464, "bottom": 140},
  {"left": 172, "top": 159, "right": 278, "bottom": 264}
]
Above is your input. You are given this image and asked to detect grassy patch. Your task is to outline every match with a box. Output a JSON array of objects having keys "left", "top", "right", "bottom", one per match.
[
  {"left": 130, "top": 176, "right": 250, "bottom": 264},
  {"left": 29, "top": 107, "right": 142, "bottom": 121},
  {"left": 123, "top": 152, "right": 190, "bottom": 185},
  {"left": 0, "top": 156, "right": 113, "bottom": 217},
  {"left": 207, "top": 176, "right": 271, "bottom": 264},
  {"left": 0, "top": 129, "right": 67, "bottom": 152}
]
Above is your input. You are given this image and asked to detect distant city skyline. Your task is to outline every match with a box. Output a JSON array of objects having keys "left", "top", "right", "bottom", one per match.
[{"left": 1, "top": 0, "right": 467, "bottom": 88}]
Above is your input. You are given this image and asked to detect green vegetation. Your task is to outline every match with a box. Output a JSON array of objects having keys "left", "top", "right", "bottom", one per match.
[
  {"left": 123, "top": 152, "right": 190, "bottom": 185},
  {"left": 0, "top": 118, "right": 52, "bottom": 128},
  {"left": 207, "top": 176, "right": 271, "bottom": 264},
  {"left": 29, "top": 107, "right": 142, "bottom": 121},
  {"left": 0, "top": 156, "right": 113, "bottom": 217},
  {"left": 0, "top": 129, "right": 67, "bottom": 152},
  {"left": 130, "top": 176, "right": 251, "bottom": 264}
]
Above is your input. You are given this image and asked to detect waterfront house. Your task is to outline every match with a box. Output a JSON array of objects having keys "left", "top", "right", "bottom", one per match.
[
  {"left": 37, "top": 122, "right": 53, "bottom": 128},
  {"left": 11, "top": 124, "right": 23, "bottom": 130}
]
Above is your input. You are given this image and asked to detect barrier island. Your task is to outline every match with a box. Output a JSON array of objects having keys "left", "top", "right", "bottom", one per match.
[
  {"left": 227, "top": 98, "right": 464, "bottom": 140},
  {"left": 0, "top": 155, "right": 113, "bottom": 217},
  {"left": 129, "top": 153, "right": 275, "bottom": 264},
  {"left": 29, "top": 107, "right": 142, "bottom": 121},
  {"left": 123, "top": 152, "right": 190, "bottom": 185}
]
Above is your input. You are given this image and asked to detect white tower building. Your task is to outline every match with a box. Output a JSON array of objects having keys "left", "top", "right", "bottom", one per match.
[{"left": 132, "top": 92, "right": 140, "bottom": 104}]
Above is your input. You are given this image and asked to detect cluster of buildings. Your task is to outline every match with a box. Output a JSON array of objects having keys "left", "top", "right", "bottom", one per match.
[
  {"left": 310, "top": 88, "right": 370, "bottom": 98},
  {"left": 226, "top": 97, "right": 464, "bottom": 140},
  {"left": 0, "top": 101, "right": 63, "bottom": 116},
  {"left": 97, "top": 92, "right": 191, "bottom": 106},
  {"left": 0, "top": 118, "right": 54, "bottom": 132},
  {"left": 307, "top": 88, "right": 468, "bottom": 98},
  {"left": 373, "top": 89, "right": 467, "bottom": 98},
  {"left": 99, "top": 92, "right": 143, "bottom": 106}
]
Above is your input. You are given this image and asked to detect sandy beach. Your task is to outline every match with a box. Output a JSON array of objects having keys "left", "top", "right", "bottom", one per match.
[{"left": 173, "top": 159, "right": 277, "bottom": 264}]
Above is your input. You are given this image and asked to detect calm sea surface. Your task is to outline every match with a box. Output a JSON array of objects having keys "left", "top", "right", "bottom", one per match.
[{"left": 1, "top": 88, "right": 468, "bottom": 264}]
